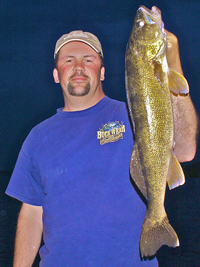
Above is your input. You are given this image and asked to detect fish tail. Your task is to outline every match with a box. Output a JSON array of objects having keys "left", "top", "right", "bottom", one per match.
[{"left": 140, "top": 215, "right": 179, "bottom": 257}]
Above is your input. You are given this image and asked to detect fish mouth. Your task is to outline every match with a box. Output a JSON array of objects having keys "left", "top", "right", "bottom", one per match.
[{"left": 138, "top": 6, "right": 165, "bottom": 34}]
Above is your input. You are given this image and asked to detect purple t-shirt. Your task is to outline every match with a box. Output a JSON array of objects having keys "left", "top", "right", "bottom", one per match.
[{"left": 6, "top": 97, "right": 158, "bottom": 266}]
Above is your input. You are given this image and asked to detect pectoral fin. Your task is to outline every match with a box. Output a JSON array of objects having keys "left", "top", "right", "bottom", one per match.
[
  {"left": 167, "top": 151, "right": 185, "bottom": 189},
  {"left": 130, "top": 144, "right": 147, "bottom": 199},
  {"left": 168, "top": 68, "right": 189, "bottom": 95}
]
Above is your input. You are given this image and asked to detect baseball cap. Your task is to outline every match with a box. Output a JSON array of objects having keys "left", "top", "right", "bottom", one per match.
[{"left": 54, "top": 30, "right": 103, "bottom": 59}]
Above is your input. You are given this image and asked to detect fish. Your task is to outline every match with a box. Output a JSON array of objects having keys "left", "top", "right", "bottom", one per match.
[{"left": 125, "top": 6, "right": 189, "bottom": 257}]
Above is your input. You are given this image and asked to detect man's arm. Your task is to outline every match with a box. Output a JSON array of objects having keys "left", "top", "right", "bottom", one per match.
[
  {"left": 166, "top": 30, "right": 198, "bottom": 162},
  {"left": 13, "top": 203, "right": 43, "bottom": 267}
]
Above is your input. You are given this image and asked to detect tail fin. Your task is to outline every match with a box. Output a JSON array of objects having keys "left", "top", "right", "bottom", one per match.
[{"left": 140, "top": 215, "right": 179, "bottom": 257}]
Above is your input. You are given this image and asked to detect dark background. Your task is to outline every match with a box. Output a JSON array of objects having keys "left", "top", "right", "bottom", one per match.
[{"left": 1, "top": 0, "right": 200, "bottom": 266}]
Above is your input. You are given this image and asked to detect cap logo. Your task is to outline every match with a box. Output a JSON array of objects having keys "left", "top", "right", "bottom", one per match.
[{"left": 63, "top": 32, "right": 89, "bottom": 40}]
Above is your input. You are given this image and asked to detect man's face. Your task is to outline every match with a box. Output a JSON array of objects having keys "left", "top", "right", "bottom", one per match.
[{"left": 53, "top": 41, "right": 105, "bottom": 100}]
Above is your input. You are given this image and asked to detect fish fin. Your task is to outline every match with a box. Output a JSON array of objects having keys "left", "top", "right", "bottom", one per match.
[
  {"left": 168, "top": 68, "right": 189, "bottom": 95},
  {"left": 130, "top": 144, "right": 147, "bottom": 199},
  {"left": 140, "top": 214, "right": 180, "bottom": 257},
  {"left": 167, "top": 152, "right": 185, "bottom": 190}
]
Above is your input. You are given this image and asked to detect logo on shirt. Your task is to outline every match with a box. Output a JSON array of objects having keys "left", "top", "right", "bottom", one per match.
[{"left": 97, "top": 121, "right": 125, "bottom": 145}]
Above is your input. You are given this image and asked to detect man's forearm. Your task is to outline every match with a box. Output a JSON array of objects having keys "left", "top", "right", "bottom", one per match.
[
  {"left": 172, "top": 94, "right": 198, "bottom": 162},
  {"left": 166, "top": 29, "right": 198, "bottom": 162},
  {"left": 13, "top": 203, "right": 43, "bottom": 267}
]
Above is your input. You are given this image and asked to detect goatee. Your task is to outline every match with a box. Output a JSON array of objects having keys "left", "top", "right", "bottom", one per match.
[
  {"left": 68, "top": 72, "right": 90, "bottom": 96},
  {"left": 68, "top": 82, "right": 90, "bottom": 97}
]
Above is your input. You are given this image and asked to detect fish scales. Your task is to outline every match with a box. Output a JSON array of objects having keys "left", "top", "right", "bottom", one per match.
[{"left": 125, "top": 6, "right": 188, "bottom": 258}]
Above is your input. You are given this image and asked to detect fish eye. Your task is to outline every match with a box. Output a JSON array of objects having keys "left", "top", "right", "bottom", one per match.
[{"left": 138, "top": 20, "right": 145, "bottom": 28}]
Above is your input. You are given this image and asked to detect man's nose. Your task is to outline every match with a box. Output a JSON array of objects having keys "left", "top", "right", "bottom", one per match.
[{"left": 74, "top": 60, "right": 85, "bottom": 71}]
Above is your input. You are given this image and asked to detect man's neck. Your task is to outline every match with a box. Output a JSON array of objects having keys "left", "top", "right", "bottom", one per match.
[{"left": 62, "top": 91, "right": 105, "bottom": 112}]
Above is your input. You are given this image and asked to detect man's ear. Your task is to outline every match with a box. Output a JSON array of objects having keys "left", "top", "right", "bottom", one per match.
[
  {"left": 100, "top": 67, "right": 105, "bottom": 81},
  {"left": 53, "top": 68, "right": 60, "bottom": 83}
]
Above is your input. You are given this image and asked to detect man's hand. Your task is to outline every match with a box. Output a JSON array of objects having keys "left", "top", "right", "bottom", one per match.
[{"left": 165, "top": 29, "right": 185, "bottom": 77}]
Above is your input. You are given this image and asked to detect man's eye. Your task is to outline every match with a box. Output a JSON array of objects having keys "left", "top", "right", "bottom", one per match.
[{"left": 86, "top": 59, "right": 93, "bottom": 63}]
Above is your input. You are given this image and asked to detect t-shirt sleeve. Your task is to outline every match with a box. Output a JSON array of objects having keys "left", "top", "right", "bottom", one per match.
[{"left": 6, "top": 143, "right": 44, "bottom": 206}]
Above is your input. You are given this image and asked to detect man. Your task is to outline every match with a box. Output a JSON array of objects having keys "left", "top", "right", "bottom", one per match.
[{"left": 6, "top": 29, "right": 197, "bottom": 266}]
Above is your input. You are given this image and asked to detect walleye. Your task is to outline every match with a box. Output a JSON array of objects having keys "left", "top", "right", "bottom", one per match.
[{"left": 125, "top": 6, "right": 189, "bottom": 257}]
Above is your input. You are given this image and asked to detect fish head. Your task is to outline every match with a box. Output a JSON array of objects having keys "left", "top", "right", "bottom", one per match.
[{"left": 127, "top": 6, "right": 166, "bottom": 61}]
